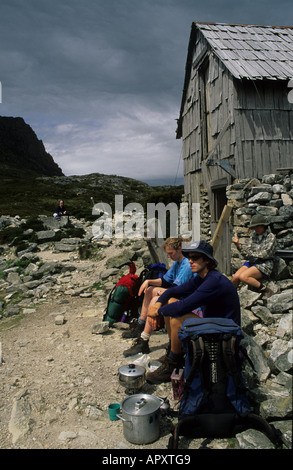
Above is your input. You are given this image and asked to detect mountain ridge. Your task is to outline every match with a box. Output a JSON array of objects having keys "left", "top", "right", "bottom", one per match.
[
  {"left": 0, "top": 116, "right": 63, "bottom": 177},
  {"left": 0, "top": 116, "right": 183, "bottom": 219}
]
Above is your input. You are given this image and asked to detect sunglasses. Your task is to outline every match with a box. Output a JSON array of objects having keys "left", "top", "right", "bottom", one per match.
[{"left": 187, "top": 254, "right": 203, "bottom": 261}]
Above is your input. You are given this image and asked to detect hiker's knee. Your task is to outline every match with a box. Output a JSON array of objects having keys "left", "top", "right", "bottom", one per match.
[
  {"left": 238, "top": 271, "right": 248, "bottom": 282},
  {"left": 169, "top": 315, "right": 185, "bottom": 333},
  {"left": 232, "top": 272, "right": 240, "bottom": 282},
  {"left": 239, "top": 269, "right": 254, "bottom": 283}
]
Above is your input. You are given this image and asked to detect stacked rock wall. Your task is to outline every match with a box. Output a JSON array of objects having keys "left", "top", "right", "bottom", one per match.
[
  {"left": 225, "top": 173, "right": 292, "bottom": 440},
  {"left": 227, "top": 173, "right": 293, "bottom": 279}
]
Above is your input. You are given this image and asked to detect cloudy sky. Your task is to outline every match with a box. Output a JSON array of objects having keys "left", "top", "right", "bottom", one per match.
[{"left": 0, "top": 0, "right": 293, "bottom": 185}]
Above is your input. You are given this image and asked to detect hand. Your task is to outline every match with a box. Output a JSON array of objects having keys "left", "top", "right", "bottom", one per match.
[
  {"left": 232, "top": 236, "right": 239, "bottom": 244},
  {"left": 147, "top": 302, "right": 162, "bottom": 318},
  {"left": 147, "top": 316, "right": 161, "bottom": 331},
  {"left": 138, "top": 280, "right": 149, "bottom": 296}
]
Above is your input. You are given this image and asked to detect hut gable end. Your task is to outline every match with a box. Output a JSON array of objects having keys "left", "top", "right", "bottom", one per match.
[
  {"left": 177, "top": 21, "right": 293, "bottom": 179},
  {"left": 177, "top": 22, "right": 293, "bottom": 274}
]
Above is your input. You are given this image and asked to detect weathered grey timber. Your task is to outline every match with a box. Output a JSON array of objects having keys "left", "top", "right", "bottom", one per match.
[{"left": 176, "top": 22, "right": 293, "bottom": 273}]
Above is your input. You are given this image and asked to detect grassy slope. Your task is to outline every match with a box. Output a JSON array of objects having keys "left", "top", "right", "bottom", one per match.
[{"left": 0, "top": 174, "right": 184, "bottom": 220}]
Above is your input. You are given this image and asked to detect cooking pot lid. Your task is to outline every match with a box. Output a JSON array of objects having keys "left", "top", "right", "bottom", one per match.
[
  {"left": 119, "top": 363, "right": 146, "bottom": 378},
  {"left": 121, "top": 394, "right": 161, "bottom": 415}
]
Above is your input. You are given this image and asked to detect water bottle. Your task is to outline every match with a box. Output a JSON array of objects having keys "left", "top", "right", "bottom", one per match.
[{"left": 121, "top": 310, "right": 128, "bottom": 322}]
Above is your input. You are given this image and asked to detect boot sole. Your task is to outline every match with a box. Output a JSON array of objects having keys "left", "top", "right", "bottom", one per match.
[
  {"left": 123, "top": 347, "right": 150, "bottom": 357},
  {"left": 146, "top": 375, "right": 171, "bottom": 384}
]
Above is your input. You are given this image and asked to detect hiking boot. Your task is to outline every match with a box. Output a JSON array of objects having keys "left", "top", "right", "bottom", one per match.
[
  {"left": 122, "top": 321, "right": 145, "bottom": 339},
  {"left": 146, "top": 356, "right": 179, "bottom": 384},
  {"left": 262, "top": 286, "right": 274, "bottom": 299},
  {"left": 256, "top": 283, "right": 274, "bottom": 299},
  {"left": 123, "top": 337, "right": 150, "bottom": 357}
]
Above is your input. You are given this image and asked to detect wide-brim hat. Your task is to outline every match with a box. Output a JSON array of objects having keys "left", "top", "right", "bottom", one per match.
[
  {"left": 181, "top": 241, "right": 218, "bottom": 266},
  {"left": 249, "top": 214, "right": 270, "bottom": 228}
]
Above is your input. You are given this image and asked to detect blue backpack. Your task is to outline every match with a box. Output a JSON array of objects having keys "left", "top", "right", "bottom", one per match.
[
  {"left": 169, "top": 317, "right": 280, "bottom": 448},
  {"left": 178, "top": 317, "right": 250, "bottom": 416}
]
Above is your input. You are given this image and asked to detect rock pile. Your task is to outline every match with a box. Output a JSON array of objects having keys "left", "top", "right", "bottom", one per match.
[
  {"left": 227, "top": 173, "right": 293, "bottom": 279},
  {"left": 0, "top": 215, "right": 154, "bottom": 319}
]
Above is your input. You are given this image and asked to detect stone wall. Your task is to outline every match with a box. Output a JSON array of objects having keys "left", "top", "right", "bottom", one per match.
[
  {"left": 227, "top": 173, "right": 293, "bottom": 279},
  {"left": 197, "top": 188, "right": 212, "bottom": 242}
]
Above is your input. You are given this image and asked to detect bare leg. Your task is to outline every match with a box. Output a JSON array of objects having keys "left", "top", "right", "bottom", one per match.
[
  {"left": 232, "top": 265, "right": 263, "bottom": 289},
  {"left": 140, "top": 286, "right": 166, "bottom": 320},
  {"left": 239, "top": 266, "right": 263, "bottom": 289},
  {"left": 145, "top": 309, "right": 200, "bottom": 384},
  {"left": 165, "top": 312, "right": 198, "bottom": 355},
  {"left": 232, "top": 266, "right": 248, "bottom": 287},
  {"left": 143, "top": 295, "right": 161, "bottom": 334}
]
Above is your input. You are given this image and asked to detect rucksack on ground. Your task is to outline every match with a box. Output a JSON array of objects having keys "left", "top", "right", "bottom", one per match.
[
  {"left": 103, "top": 262, "right": 141, "bottom": 326},
  {"left": 103, "top": 262, "right": 167, "bottom": 327},
  {"left": 169, "top": 317, "right": 281, "bottom": 449},
  {"left": 136, "top": 262, "right": 167, "bottom": 326},
  {"left": 138, "top": 262, "right": 167, "bottom": 285}
]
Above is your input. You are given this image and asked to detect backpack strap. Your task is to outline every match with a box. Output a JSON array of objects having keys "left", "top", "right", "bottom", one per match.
[
  {"left": 222, "top": 334, "right": 239, "bottom": 383},
  {"left": 102, "top": 284, "right": 117, "bottom": 321},
  {"left": 179, "top": 335, "right": 205, "bottom": 407},
  {"left": 185, "top": 335, "right": 205, "bottom": 387},
  {"left": 106, "top": 285, "right": 116, "bottom": 309}
]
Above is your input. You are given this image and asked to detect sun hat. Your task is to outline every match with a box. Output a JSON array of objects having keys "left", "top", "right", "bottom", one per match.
[
  {"left": 249, "top": 214, "right": 270, "bottom": 228},
  {"left": 181, "top": 241, "right": 218, "bottom": 266}
]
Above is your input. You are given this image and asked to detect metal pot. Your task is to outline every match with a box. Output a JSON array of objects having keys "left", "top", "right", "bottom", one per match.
[
  {"left": 117, "top": 394, "right": 163, "bottom": 444},
  {"left": 118, "top": 363, "right": 146, "bottom": 391}
]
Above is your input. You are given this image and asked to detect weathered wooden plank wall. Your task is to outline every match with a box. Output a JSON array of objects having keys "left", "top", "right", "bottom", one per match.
[
  {"left": 233, "top": 80, "right": 293, "bottom": 178},
  {"left": 181, "top": 30, "right": 293, "bottom": 273}
]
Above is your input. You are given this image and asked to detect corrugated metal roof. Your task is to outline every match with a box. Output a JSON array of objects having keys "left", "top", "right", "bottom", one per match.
[{"left": 195, "top": 22, "right": 293, "bottom": 80}]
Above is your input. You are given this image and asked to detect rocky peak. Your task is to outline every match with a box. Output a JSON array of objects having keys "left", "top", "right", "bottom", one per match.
[{"left": 0, "top": 116, "right": 63, "bottom": 177}]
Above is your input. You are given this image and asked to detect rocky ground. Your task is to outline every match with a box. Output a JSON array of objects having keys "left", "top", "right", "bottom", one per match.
[
  {"left": 0, "top": 220, "right": 292, "bottom": 451},
  {"left": 0, "top": 242, "right": 205, "bottom": 451}
]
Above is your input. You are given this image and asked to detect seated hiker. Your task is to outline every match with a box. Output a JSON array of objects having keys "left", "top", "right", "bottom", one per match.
[
  {"left": 122, "top": 237, "right": 194, "bottom": 357},
  {"left": 232, "top": 214, "right": 276, "bottom": 296},
  {"left": 54, "top": 200, "right": 69, "bottom": 220},
  {"left": 145, "top": 241, "right": 241, "bottom": 384}
]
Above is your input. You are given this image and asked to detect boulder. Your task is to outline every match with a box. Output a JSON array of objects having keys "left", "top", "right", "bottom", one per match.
[
  {"left": 36, "top": 230, "right": 56, "bottom": 240},
  {"left": 268, "top": 338, "right": 293, "bottom": 374},
  {"left": 39, "top": 216, "right": 69, "bottom": 230},
  {"left": 266, "top": 291, "right": 292, "bottom": 314},
  {"left": 235, "top": 429, "right": 275, "bottom": 449}
]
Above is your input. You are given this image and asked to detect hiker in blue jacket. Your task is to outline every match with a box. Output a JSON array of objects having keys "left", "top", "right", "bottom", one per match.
[
  {"left": 146, "top": 241, "right": 241, "bottom": 384},
  {"left": 54, "top": 200, "right": 69, "bottom": 220},
  {"left": 122, "top": 237, "right": 195, "bottom": 357}
]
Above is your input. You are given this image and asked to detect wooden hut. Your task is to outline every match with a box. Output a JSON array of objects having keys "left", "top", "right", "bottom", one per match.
[{"left": 176, "top": 22, "right": 293, "bottom": 273}]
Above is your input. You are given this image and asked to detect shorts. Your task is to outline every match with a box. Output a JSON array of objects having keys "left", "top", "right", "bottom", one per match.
[
  {"left": 242, "top": 261, "right": 267, "bottom": 279},
  {"left": 191, "top": 308, "right": 203, "bottom": 318}
]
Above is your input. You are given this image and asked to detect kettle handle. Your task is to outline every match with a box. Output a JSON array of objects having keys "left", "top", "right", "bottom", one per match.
[
  {"left": 135, "top": 398, "right": 147, "bottom": 410},
  {"left": 116, "top": 414, "right": 133, "bottom": 430}
]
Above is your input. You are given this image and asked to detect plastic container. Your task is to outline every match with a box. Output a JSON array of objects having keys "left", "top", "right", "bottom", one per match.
[
  {"left": 108, "top": 403, "right": 121, "bottom": 421},
  {"left": 171, "top": 368, "right": 184, "bottom": 400}
]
